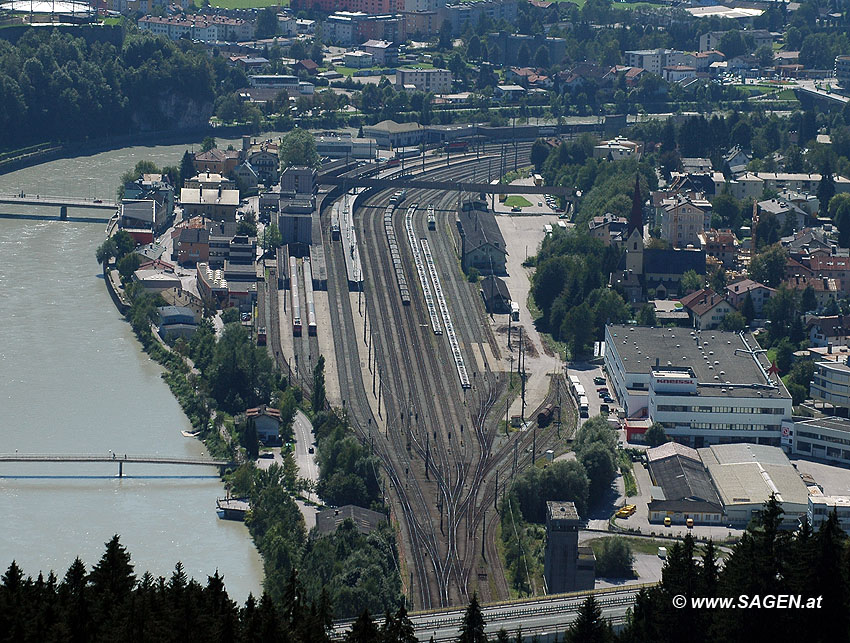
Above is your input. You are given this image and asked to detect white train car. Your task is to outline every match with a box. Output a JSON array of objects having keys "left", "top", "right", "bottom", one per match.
[
  {"left": 290, "top": 255, "right": 301, "bottom": 336},
  {"left": 303, "top": 257, "right": 317, "bottom": 336}
]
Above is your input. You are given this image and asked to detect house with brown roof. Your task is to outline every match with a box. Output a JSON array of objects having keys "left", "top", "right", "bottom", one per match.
[
  {"left": 193, "top": 148, "right": 240, "bottom": 176},
  {"left": 246, "top": 404, "right": 282, "bottom": 444},
  {"left": 698, "top": 229, "right": 739, "bottom": 268},
  {"left": 680, "top": 288, "right": 736, "bottom": 329},
  {"left": 295, "top": 59, "right": 319, "bottom": 75},
  {"left": 784, "top": 274, "right": 841, "bottom": 309},
  {"left": 726, "top": 279, "right": 774, "bottom": 316}
]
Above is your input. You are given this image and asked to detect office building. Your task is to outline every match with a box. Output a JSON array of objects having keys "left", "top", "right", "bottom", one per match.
[{"left": 605, "top": 325, "right": 792, "bottom": 448}]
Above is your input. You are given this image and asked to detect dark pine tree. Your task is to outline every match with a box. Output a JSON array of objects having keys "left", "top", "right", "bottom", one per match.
[{"left": 458, "top": 593, "right": 487, "bottom": 643}]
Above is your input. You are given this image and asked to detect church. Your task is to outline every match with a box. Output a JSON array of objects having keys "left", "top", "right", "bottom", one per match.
[{"left": 612, "top": 176, "right": 706, "bottom": 303}]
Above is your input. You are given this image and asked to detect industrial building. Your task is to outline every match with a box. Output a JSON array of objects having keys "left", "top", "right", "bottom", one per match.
[
  {"left": 646, "top": 442, "right": 723, "bottom": 525},
  {"left": 698, "top": 443, "right": 809, "bottom": 527},
  {"left": 543, "top": 502, "right": 594, "bottom": 594},
  {"left": 810, "top": 360, "right": 850, "bottom": 415},
  {"left": 646, "top": 442, "right": 809, "bottom": 527},
  {"left": 605, "top": 325, "right": 792, "bottom": 447}
]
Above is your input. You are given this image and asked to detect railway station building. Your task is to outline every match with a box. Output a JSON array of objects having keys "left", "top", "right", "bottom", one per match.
[
  {"left": 481, "top": 275, "right": 511, "bottom": 313},
  {"left": 457, "top": 203, "right": 508, "bottom": 275}
]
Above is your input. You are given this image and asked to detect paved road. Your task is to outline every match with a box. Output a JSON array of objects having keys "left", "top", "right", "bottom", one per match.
[{"left": 293, "top": 410, "right": 319, "bottom": 484}]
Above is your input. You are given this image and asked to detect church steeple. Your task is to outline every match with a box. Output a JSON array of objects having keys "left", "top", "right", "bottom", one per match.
[{"left": 628, "top": 174, "right": 643, "bottom": 238}]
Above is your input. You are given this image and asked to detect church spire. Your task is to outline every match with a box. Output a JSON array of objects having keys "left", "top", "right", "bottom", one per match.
[{"left": 628, "top": 174, "right": 643, "bottom": 237}]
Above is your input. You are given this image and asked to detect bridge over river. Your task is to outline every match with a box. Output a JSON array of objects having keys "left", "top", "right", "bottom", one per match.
[
  {"left": 0, "top": 192, "right": 117, "bottom": 223},
  {"left": 0, "top": 453, "right": 232, "bottom": 477}
]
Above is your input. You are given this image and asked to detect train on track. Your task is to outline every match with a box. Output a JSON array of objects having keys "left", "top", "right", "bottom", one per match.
[
  {"left": 290, "top": 255, "right": 302, "bottom": 336},
  {"left": 384, "top": 203, "right": 412, "bottom": 305},
  {"left": 303, "top": 257, "right": 317, "bottom": 336},
  {"left": 427, "top": 205, "right": 436, "bottom": 230},
  {"left": 537, "top": 403, "right": 559, "bottom": 427},
  {"left": 445, "top": 140, "right": 470, "bottom": 153}
]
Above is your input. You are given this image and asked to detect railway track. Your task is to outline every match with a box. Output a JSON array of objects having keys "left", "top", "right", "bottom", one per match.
[{"left": 317, "top": 144, "right": 568, "bottom": 610}]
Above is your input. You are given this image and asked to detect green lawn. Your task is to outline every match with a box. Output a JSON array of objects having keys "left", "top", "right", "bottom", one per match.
[
  {"left": 504, "top": 195, "right": 532, "bottom": 208},
  {"left": 211, "top": 0, "right": 286, "bottom": 7}
]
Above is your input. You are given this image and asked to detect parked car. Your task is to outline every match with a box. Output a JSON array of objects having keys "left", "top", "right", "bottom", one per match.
[
  {"left": 664, "top": 517, "right": 672, "bottom": 527},
  {"left": 594, "top": 376, "right": 606, "bottom": 385}
]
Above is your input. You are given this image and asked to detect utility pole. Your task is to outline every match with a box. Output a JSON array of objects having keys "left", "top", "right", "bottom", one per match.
[
  {"left": 513, "top": 439, "right": 518, "bottom": 476},
  {"left": 439, "top": 501, "right": 444, "bottom": 534},
  {"left": 505, "top": 398, "right": 509, "bottom": 436},
  {"left": 378, "top": 375, "right": 383, "bottom": 420},
  {"left": 425, "top": 433, "right": 430, "bottom": 480},
  {"left": 495, "top": 469, "right": 499, "bottom": 509},
  {"left": 363, "top": 291, "right": 367, "bottom": 341}
]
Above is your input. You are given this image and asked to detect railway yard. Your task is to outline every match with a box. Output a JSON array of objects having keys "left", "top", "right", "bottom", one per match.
[{"left": 261, "top": 145, "right": 574, "bottom": 610}]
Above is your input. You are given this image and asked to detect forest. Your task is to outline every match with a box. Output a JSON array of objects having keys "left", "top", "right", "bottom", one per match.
[{"left": 0, "top": 29, "right": 247, "bottom": 148}]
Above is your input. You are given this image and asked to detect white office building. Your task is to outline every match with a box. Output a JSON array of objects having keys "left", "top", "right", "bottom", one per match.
[
  {"left": 808, "top": 492, "right": 850, "bottom": 530},
  {"left": 605, "top": 325, "right": 792, "bottom": 448}
]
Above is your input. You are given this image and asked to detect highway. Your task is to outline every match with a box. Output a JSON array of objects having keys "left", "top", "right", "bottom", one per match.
[{"left": 332, "top": 584, "right": 654, "bottom": 641}]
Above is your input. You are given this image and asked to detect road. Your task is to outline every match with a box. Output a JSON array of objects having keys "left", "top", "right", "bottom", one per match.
[{"left": 293, "top": 410, "right": 319, "bottom": 484}]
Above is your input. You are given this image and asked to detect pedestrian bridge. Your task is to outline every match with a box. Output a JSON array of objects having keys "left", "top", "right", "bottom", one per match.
[
  {"left": 318, "top": 175, "right": 574, "bottom": 197},
  {"left": 0, "top": 453, "right": 232, "bottom": 477}
]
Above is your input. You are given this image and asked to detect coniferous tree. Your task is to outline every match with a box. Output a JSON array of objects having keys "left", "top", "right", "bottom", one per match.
[
  {"left": 346, "top": 608, "right": 379, "bottom": 642},
  {"left": 457, "top": 593, "right": 487, "bottom": 643},
  {"left": 567, "top": 595, "right": 612, "bottom": 643}
]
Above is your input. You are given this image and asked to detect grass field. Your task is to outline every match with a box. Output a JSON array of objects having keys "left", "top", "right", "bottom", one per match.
[
  {"left": 211, "top": 0, "right": 286, "bottom": 8},
  {"left": 504, "top": 195, "right": 533, "bottom": 208}
]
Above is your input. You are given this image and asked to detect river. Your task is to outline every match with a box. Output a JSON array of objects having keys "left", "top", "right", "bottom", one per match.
[{"left": 0, "top": 135, "right": 264, "bottom": 601}]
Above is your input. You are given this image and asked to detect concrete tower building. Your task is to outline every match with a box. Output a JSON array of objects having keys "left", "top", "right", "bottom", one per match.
[{"left": 543, "top": 501, "right": 595, "bottom": 594}]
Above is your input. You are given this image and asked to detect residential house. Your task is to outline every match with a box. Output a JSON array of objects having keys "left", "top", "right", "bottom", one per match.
[
  {"left": 124, "top": 174, "right": 175, "bottom": 220},
  {"left": 663, "top": 65, "right": 696, "bottom": 83},
  {"left": 345, "top": 50, "right": 374, "bottom": 68},
  {"left": 493, "top": 84, "right": 526, "bottom": 102},
  {"left": 785, "top": 274, "right": 841, "bottom": 309},
  {"left": 680, "top": 288, "right": 736, "bottom": 329},
  {"left": 588, "top": 213, "right": 628, "bottom": 246},
  {"left": 361, "top": 39, "right": 398, "bottom": 65},
  {"left": 807, "top": 254, "right": 850, "bottom": 295},
  {"left": 295, "top": 59, "right": 319, "bottom": 75},
  {"left": 247, "top": 140, "right": 281, "bottom": 184},
  {"left": 175, "top": 227, "right": 210, "bottom": 266},
  {"left": 757, "top": 198, "right": 808, "bottom": 234},
  {"left": 593, "top": 137, "right": 641, "bottom": 161},
  {"left": 133, "top": 267, "right": 182, "bottom": 293},
  {"left": 723, "top": 145, "right": 751, "bottom": 176},
  {"left": 245, "top": 405, "right": 282, "bottom": 444},
  {"left": 396, "top": 68, "right": 452, "bottom": 93},
  {"left": 180, "top": 187, "right": 240, "bottom": 222},
  {"left": 660, "top": 195, "right": 712, "bottom": 248},
  {"left": 726, "top": 279, "right": 774, "bottom": 316},
  {"left": 193, "top": 148, "right": 240, "bottom": 176},
  {"left": 807, "top": 315, "right": 850, "bottom": 348},
  {"left": 185, "top": 172, "right": 236, "bottom": 190},
  {"left": 698, "top": 229, "right": 739, "bottom": 268},
  {"left": 280, "top": 166, "right": 317, "bottom": 195},
  {"left": 119, "top": 199, "right": 166, "bottom": 238},
  {"left": 156, "top": 305, "right": 198, "bottom": 340},
  {"left": 232, "top": 161, "right": 259, "bottom": 191}
]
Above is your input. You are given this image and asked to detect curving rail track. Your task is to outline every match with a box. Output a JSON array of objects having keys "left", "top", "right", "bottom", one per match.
[{"left": 316, "top": 144, "right": 573, "bottom": 611}]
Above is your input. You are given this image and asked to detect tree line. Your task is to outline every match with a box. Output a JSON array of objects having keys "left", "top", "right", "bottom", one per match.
[{"left": 0, "top": 29, "right": 247, "bottom": 149}]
